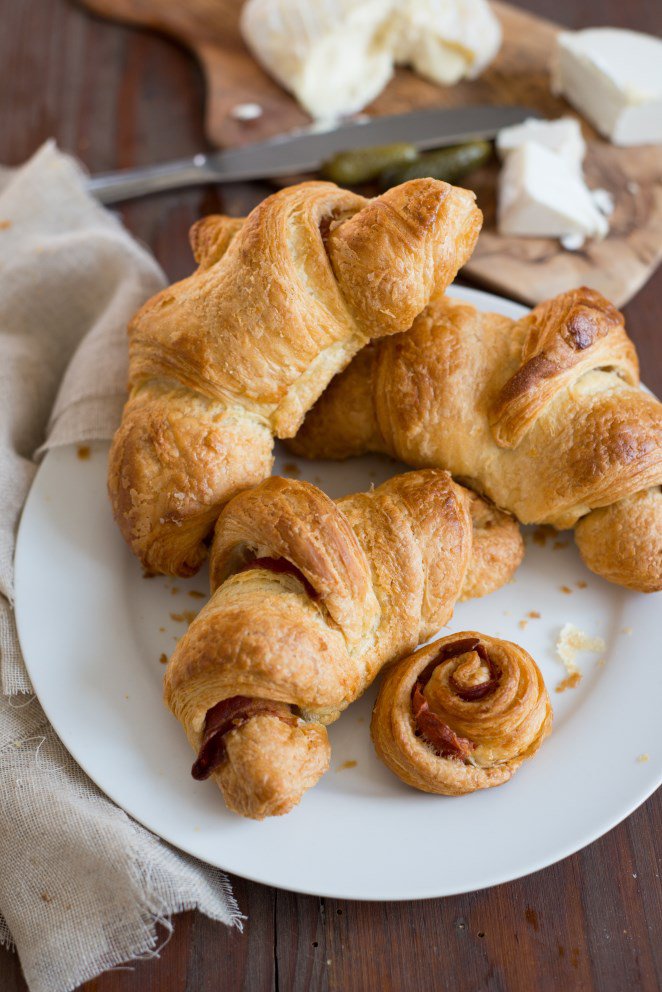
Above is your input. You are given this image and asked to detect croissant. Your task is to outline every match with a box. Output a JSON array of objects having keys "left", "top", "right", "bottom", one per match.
[
  {"left": 164, "top": 471, "right": 523, "bottom": 819},
  {"left": 371, "top": 631, "right": 552, "bottom": 795},
  {"left": 290, "top": 287, "right": 662, "bottom": 592},
  {"left": 108, "top": 179, "right": 482, "bottom": 576}
]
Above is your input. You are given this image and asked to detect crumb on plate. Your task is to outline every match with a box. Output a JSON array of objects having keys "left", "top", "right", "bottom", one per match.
[
  {"left": 556, "top": 622, "right": 606, "bottom": 681},
  {"left": 556, "top": 672, "right": 582, "bottom": 693}
]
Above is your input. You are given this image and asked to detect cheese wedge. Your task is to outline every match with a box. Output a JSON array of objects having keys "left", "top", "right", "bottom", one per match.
[
  {"left": 496, "top": 117, "right": 585, "bottom": 175},
  {"left": 497, "top": 141, "right": 608, "bottom": 242},
  {"left": 552, "top": 28, "right": 662, "bottom": 146}
]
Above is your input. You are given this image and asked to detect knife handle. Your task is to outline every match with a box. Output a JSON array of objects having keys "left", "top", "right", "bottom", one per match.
[{"left": 86, "top": 156, "right": 223, "bottom": 204}]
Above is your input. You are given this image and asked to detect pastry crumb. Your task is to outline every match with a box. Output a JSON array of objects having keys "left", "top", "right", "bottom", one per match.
[
  {"left": 188, "top": 590, "right": 206, "bottom": 599},
  {"left": 518, "top": 619, "right": 528, "bottom": 630},
  {"left": 560, "top": 585, "right": 572, "bottom": 594},
  {"left": 282, "top": 461, "right": 301, "bottom": 477},
  {"left": 142, "top": 569, "right": 157, "bottom": 579},
  {"left": 528, "top": 611, "right": 541, "bottom": 619},
  {"left": 576, "top": 580, "right": 588, "bottom": 589},
  {"left": 170, "top": 610, "right": 198, "bottom": 625},
  {"left": 553, "top": 539, "right": 569, "bottom": 550},
  {"left": 596, "top": 657, "right": 606, "bottom": 668},
  {"left": 159, "top": 653, "right": 168, "bottom": 665},
  {"left": 556, "top": 672, "right": 582, "bottom": 693},
  {"left": 159, "top": 626, "right": 165, "bottom": 632},
  {"left": 76, "top": 445, "right": 91, "bottom": 461},
  {"left": 170, "top": 586, "right": 180, "bottom": 595},
  {"left": 621, "top": 626, "right": 633, "bottom": 636},
  {"left": 531, "top": 526, "right": 553, "bottom": 547},
  {"left": 636, "top": 753, "right": 649, "bottom": 763},
  {"left": 0, "top": 219, "right": 12, "bottom": 230},
  {"left": 337, "top": 760, "right": 357, "bottom": 772}
]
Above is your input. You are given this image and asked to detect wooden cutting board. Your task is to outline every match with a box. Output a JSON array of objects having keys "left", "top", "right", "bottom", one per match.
[{"left": 79, "top": 0, "right": 662, "bottom": 308}]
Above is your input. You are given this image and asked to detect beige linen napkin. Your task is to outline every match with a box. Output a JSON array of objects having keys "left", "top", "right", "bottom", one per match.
[{"left": 0, "top": 142, "right": 241, "bottom": 992}]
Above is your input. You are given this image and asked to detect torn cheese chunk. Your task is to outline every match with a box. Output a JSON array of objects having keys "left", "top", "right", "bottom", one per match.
[
  {"left": 240, "top": 0, "right": 502, "bottom": 120},
  {"left": 240, "top": 0, "right": 395, "bottom": 120},
  {"left": 392, "top": 0, "right": 502, "bottom": 86},
  {"left": 497, "top": 141, "right": 609, "bottom": 242},
  {"left": 496, "top": 117, "right": 586, "bottom": 175},
  {"left": 552, "top": 28, "right": 662, "bottom": 147}
]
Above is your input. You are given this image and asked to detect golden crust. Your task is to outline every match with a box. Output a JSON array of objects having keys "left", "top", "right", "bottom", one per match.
[
  {"left": 109, "top": 179, "right": 482, "bottom": 576},
  {"left": 164, "top": 471, "right": 521, "bottom": 819},
  {"left": 371, "top": 632, "right": 552, "bottom": 796},
  {"left": 575, "top": 488, "right": 662, "bottom": 593},
  {"left": 291, "top": 287, "right": 662, "bottom": 591}
]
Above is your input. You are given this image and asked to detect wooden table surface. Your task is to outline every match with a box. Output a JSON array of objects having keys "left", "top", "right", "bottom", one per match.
[{"left": 1, "top": 0, "right": 660, "bottom": 989}]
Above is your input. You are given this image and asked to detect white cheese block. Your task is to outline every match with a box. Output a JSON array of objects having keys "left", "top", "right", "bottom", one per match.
[
  {"left": 497, "top": 142, "right": 609, "bottom": 241},
  {"left": 552, "top": 28, "right": 662, "bottom": 146},
  {"left": 240, "top": 0, "right": 396, "bottom": 120},
  {"left": 496, "top": 116, "right": 585, "bottom": 174},
  {"left": 392, "top": 0, "right": 502, "bottom": 86}
]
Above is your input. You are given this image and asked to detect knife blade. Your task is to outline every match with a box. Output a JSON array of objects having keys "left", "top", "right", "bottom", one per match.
[{"left": 87, "top": 104, "right": 540, "bottom": 204}]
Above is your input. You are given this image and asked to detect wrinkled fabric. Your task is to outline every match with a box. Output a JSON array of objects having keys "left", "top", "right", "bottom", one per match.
[{"left": 0, "top": 142, "right": 241, "bottom": 992}]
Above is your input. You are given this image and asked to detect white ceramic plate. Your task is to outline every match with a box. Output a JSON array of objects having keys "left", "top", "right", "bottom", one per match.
[{"left": 15, "top": 285, "right": 662, "bottom": 901}]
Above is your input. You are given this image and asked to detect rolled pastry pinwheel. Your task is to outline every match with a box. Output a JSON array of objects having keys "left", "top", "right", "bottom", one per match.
[
  {"left": 371, "top": 631, "right": 552, "bottom": 794},
  {"left": 290, "top": 288, "right": 662, "bottom": 592},
  {"left": 164, "top": 472, "right": 523, "bottom": 819},
  {"left": 108, "top": 178, "right": 481, "bottom": 576}
]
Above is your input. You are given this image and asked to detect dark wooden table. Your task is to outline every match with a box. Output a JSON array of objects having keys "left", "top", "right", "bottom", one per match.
[{"left": 1, "top": 0, "right": 660, "bottom": 989}]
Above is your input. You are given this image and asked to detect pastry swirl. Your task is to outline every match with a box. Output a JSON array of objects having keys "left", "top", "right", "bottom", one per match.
[
  {"left": 164, "top": 472, "right": 523, "bottom": 819},
  {"left": 108, "top": 178, "right": 482, "bottom": 576},
  {"left": 290, "top": 287, "right": 662, "bottom": 591},
  {"left": 371, "top": 632, "right": 552, "bottom": 795}
]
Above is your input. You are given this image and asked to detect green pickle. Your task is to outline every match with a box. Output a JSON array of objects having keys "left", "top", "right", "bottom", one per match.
[
  {"left": 377, "top": 140, "right": 492, "bottom": 191},
  {"left": 321, "top": 142, "right": 418, "bottom": 186}
]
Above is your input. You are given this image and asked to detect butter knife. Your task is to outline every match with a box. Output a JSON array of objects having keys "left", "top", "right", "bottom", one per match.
[{"left": 87, "top": 105, "right": 539, "bottom": 204}]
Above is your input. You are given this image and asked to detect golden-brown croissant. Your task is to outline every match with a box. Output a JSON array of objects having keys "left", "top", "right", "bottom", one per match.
[
  {"left": 371, "top": 631, "right": 552, "bottom": 795},
  {"left": 164, "top": 471, "right": 523, "bottom": 819},
  {"left": 108, "top": 179, "right": 482, "bottom": 576},
  {"left": 290, "top": 288, "right": 662, "bottom": 592}
]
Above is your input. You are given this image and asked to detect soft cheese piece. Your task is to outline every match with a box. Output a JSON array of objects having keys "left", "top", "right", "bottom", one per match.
[
  {"left": 552, "top": 28, "right": 662, "bottom": 146},
  {"left": 240, "top": 0, "right": 502, "bottom": 119},
  {"left": 496, "top": 117, "right": 585, "bottom": 174},
  {"left": 392, "top": 0, "right": 502, "bottom": 86},
  {"left": 240, "top": 0, "right": 395, "bottom": 120},
  {"left": 497, "top": 142, "right": 608, "bottom": 241}
]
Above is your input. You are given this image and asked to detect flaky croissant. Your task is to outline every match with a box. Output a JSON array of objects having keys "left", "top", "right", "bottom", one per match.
[
  {"left": 164, "top": 471, "right": 523, "bottom": 819},
  {"left": 371, "top": 632, "right": 552, "bottom": 795},
  {"left": 290, "top": 288, "right": 662, "bottom": 592},
  {"left": 108, "top": 179, "right": 482, "bottom": 576}
]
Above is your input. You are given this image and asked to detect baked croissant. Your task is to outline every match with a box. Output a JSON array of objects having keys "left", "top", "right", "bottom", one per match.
[
  {"left": 108, "top": 179, "right": 482, "bottom": 576},
  {"left": 290, "top": 287, "right": 662, "bottom": 592},
  {"left": 164, "top": 471, "right": 523, "bottom": 819},
  {"left": 371, "top": 631, "right": 552, "bottom": 795}
]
